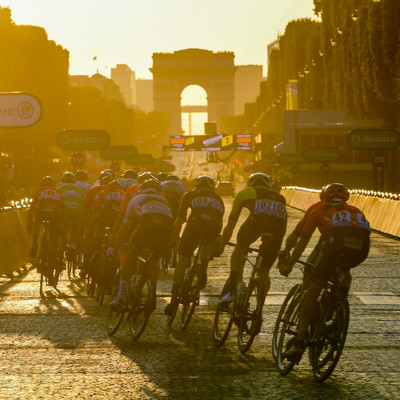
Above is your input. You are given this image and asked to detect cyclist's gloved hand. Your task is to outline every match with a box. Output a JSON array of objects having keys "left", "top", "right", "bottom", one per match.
[
  {"left": 106, "top": 247, "right": 114, "bottom": 257},
  {"left": 277, "top": 250, "right": 292, "bottom": 276},
  {"left": 214, "top": 244, "right": 224, "bottom": 257}
]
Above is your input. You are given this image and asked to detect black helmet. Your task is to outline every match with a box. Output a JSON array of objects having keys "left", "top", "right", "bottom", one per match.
[
  {"left": 167, "top": 174, "right": 180, "bottom": 182},
  {"left": 76, "top": 170, "right": 88, "bottom": 182},
  {"left": 247, "top": 173, "right": 271, "bottom": 188},
  {"left": 104, "top": 168, "right": 115, "bottom": 178},
  {"left": 41, "top": 176, "right": 56, "bottom": 187},
  {"left": 108, "top": 180, "right": 123, "bottom": 190},
  {"left": 195, "top": 175, "right": 215, "bottom": 190},
  {"left": 138, "top": 171, "right": 156, "bottom": 183},
  {"left": 99, "top": 175, "right": 113, "bottom": 186},
  {"left": 323, "top": 183, "right": 350, "bottom": 203},
  {"left": 156, "top": 172, "right": 168, "bottom": 182},
  {"left": 62, "top": 171, "right": 76, "bottom": 184},
  {"left": 123, "top": 169, "right": 138, "bottom": 180},
  {"left": 99, "top": 170, "right": 113, "bottom": 179},
  {"left": 141, "top": 178, "right": 162, "bottom": 194}
]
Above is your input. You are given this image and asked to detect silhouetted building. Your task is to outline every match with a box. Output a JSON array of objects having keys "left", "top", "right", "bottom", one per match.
[
  {"left": 136, "top": 79, "right": 153, "bottom": 113},
  {"left": 111, "top": 64, "right": 136, "bottom": 107},
  {"left": 235, "top": 65, "right": 263, "bottom": 115},
  {"left": 69, "top": 74, "right": 123, "bottom": 102}
]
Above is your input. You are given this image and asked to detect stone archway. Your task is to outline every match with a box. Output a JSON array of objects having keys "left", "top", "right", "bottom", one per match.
[{"left": 150, "top": 49, "right": 236, "bottom": 136}]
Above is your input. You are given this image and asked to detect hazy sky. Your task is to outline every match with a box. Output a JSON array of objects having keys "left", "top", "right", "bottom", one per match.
[{"left": 3, "top": 0, "right": 316, "bottom": 79}]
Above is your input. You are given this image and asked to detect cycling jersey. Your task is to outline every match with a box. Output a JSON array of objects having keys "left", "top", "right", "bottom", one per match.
[
  {"left": 162, "top": 180, "right": 185, "bottom": 220},
  {"left": 75, "top": 181, "right": 91, "bottom": 194},
  {"left": 297, "top": 202, "right": 371, "bottom": 239},
  {"left": 59, "top": 183, "right": 85, "bottom": 218},
  {"left": 177, "top": 188, "right": 225, "bottom": 224},
  {"left": 119, "top": 178, "right": 137, "bottom": 191},
  {"left": 293, "top": 201, "right": 323, "bottom": 234},
  {"left": 94, "top": 187, "right": 125, "bottom": 228},
  {"left": 124, "top": 193, "right": 173, "bottom": 253},
  {"left": 30, "top": 187, "right": 65, "bottom": 214},
  {"left": 229, "top": 186, "right": 287, "bottom": 222},
  {"left": 119, "top": 182, "right": 142, "bottom": 217}
]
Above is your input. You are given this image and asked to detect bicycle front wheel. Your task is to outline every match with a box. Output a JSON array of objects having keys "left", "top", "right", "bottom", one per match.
[
  {"left": 237, "top": 279, "right": 264, "bottom": 354},
  {"left": 311, "top": 297, "right": 350, "bottom": 382},
  {"left": 130, "top": 277, "right": 156, "bottom": 340},
  {"left": 272, "top": 284, "right": 301, "bottom": 361},
  {"left": 276, "top": 290, "right": 302, "bottom": 375}
]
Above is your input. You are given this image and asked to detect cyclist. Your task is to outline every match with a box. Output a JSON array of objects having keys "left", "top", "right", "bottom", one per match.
[
  {"left": 27, "top": 176, "right": 65, "bottom": 272},
  {"left": 278, "top": 183, "right": 371, "bottom": 361},
  {"left": 164, "top": 175, "right": 225, "bottom": 316},
  {"left": 161, "top": 174, "right": 186, "bottom": 221},
  {"left": 217, "top": 173, "right": 287, "bottom": 306},
  {"left": 75, "top": 170, "right": 91, "bottom": 194},
  {"left": 156, "top": 172, "right": 168, "bottom": 182},
  {"left": 110, "top": 179, "right": 173, "bottom": 308},
  {"left": 58, "top": 171, "right": 85, "bottom": 260}
]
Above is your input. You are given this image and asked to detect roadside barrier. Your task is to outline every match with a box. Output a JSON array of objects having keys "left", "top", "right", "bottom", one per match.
[
  {"left": 0, "top": 199, "right": 32, "bottom": 276},
  {"left": 282, "top": 187, "right": 400, "bottom": 238}
]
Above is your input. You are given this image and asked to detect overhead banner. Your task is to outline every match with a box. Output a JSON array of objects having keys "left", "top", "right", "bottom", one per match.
[
  {"left": 170, "top": 134, "right": 251, "bottom": 151},
  {"left": 0, "top": 92, "right": 41, "bottom": 127}
]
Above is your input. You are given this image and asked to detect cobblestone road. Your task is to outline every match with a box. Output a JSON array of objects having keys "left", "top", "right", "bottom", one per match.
[{"left": 0, "top": 200, "right": 399, "bottom": 399}]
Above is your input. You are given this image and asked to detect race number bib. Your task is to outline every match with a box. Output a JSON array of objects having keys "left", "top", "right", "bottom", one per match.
[
  {"left": 254, "top": 199, "right": 286, "bottom": 219},
  {"left": 332, "top": 211, "right": 352, "bottom": 227},
  {"left": 356, "top": 213, "right": 371, "bottom": 231}
]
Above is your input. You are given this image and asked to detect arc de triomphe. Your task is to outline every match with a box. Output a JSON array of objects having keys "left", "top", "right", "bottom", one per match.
[{"left": 150, "top": 48, "right": 236, "bottom": 136}]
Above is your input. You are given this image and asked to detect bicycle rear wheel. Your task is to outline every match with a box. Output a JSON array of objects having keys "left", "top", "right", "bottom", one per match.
[
  {"left": 237, "top": 279, "right": 264, "bottom": 354},
  {"left": 130, "top": 277, "right": 156, "bottom": 340},
  {"left": 106, "top": 273, "right": 125, "bottom": 336},
  {"left": 276, "top": 290, "right": 302, "bottom": 375},
  {"left": 180, "top": 264, "right": 200, "bottom": 330},
  {"left": 311, "top": 297, "right": 349, "bottom": 382},
  {"left": 213, "top": 293, "right": 235, "bottom": 348},
  {"left": 272, "top": 284, "right": 301, "bottom": 361}
]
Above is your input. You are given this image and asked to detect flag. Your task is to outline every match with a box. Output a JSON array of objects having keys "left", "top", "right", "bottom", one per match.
[{"left": 93, "top": 56, "right": 97, "bottom": 61}]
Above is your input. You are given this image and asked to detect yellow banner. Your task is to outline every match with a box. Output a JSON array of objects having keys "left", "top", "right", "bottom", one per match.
[
  {"left": 221, "top": 135, "right": 233, "bottom": 147},
  {"left": 286, "top": 80, "right": 298, "bottom": 110}
]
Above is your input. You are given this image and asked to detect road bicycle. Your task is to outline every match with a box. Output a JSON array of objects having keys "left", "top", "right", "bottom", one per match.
[
  {"left": 37, "top": 220, "right": 63, "bottom": 298},
  {"left": 166, "top": 242, "right": 206, "bottom": 330},
  {"left": 213, "top": 234, "right": 272, "bottom": 354},
  {"left": 107, "top": 248, "right": 159, "bottom": 340},
  {"left": 275, "top": 259, "right": 350, "bottom": 382}
]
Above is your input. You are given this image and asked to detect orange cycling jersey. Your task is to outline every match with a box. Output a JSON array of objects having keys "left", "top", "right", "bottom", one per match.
[
  {"left": 83, "top": 185, "right": 104, "bottom": 211},
  {"left": 118, "top": 182, "right": 142, "bottom": 217},
  {"left": 294, "top": 201, "right": 323, "bottom": 234},
  {"left": 94, "top": 187, "right": 125, "bottom": 212},
  {"left": 297, "top": 202, "right": 370, "bottom": 239},
  {"left": 31, "top": 187, "right": 65, "bottom": 212}
]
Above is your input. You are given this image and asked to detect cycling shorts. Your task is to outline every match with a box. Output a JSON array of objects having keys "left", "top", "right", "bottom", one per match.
[
  {"left": 236, "top": 216, "right": 286, "bottom": 270},
  {"left": 311, "top": 227, "right": 370, "bottom": 283},
  {"left": 179, "top": 220, "right": 222, "bottom": 259}
]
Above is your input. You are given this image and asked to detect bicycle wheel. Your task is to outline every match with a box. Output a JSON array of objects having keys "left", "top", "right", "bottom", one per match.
[
  {"left": 213, "top": 292, "right": 235, "bottom": 348},
  {"left": 272, "top": 284, "right": 301, "bottom": 361},
  {"left": 130, "top": 276, "right": 156, "bottom": 340},
  {"left": 180, "top": 264, "right": 200, "bottom": 330},
  {"left": 310, "top": 297, "right": 350, "bottom": 382},
  {"left": 237, "top": 279, "right": 264, "bottom": 354},
  {"left": 106, "top": 274, "right": 125, "bottom": 336},
  {"left": 276, "top": 290, "right": 303, "bottom": 375}
]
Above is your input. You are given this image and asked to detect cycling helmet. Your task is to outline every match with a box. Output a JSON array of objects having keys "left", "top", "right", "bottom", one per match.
[
  {"left": 323, "top": 183, "right": 350, "bottom": 203},
  {"left": 270, "top": 181, "right": 282, "bottom": 193},
  {"left": 41, "top": 176, "right": 56, "bottom": 187},
  {"left": 122, "top": 169, "right": 138, "bottom": 180},
  {"left": 247, "top": 173, "right": 272, "bottom": 188},
  {"left": 319, "top": 185, "right": 327, "bottom": 201},
  {"left": 99, "top": 170, "right": 113, "bottom": 179},
  {"left": 140, "top": 178, "right": 162, "bottom": 194},
  {"left": 156, "top": 172, "right": 168, "bottom": 182},
  {"left": 108, "top": 180, "right": 123, "bottom": 189},
  {"left": 138, "top": 171, "right": 156, "bottom": 183},
  {"left": 100, "top": 175, "right": 113, "bottom": 186},
  {"left": 104, "top": 168, "right": 115, "bottom": 179},
  {"left": 62, "top": 171, "right": 76, "bottom": 184},
  {"left": 76, "top": 170, "right": 88, "bottom": 182},
  {"left": 167, "top": 174, "right": 180, "bottom": 182},
  {"left": 194, "top": 175, "right": 215, "bottom": 190}
]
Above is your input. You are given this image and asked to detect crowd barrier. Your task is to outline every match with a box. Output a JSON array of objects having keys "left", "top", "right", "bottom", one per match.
[
  {"left": 0, "top": 200, "right": 32, "bottom": 276},
  {"left": 281, "top": 187, "right": 400, "bottom": 238}
]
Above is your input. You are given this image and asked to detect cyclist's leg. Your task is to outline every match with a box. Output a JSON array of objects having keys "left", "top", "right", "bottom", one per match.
[
  {"left": 197, "top": 228, "right": 220, "bottom": 290},
  {"left": 30, "top": 219, "right": 41, "bottom": 258},
  {"left": 165, "top": 223, "right": 197, "bottom": 314}
]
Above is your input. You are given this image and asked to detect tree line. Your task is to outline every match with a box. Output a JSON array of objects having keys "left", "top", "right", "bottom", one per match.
[{"left": 244, "top": 0, "right": 400, "bottom": 138}]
